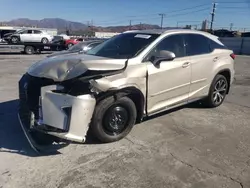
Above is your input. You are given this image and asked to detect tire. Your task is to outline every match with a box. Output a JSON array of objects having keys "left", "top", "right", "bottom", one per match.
[
  {"left": 29, "top": 131, "right": 55, "bottom": 145},
  {"left": 41, "top": 37, "right": 49, "bottom": 44},
  {"left": 203, "top": 74, "right": 229, "bottom": 108},
  {"left": 24, "top": 46, "right": 35, "bottom": 55},
  {"left": 91, "top": 96, "right": 137, "bottom": 143},
  {"left": 11, "top": 36, "right": 19, "bottom": 44},
  {"left": 67, "top": 43, "right": 73, "bottom": 49}
]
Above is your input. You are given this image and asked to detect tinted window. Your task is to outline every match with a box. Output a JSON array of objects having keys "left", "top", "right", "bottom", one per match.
[
  {"left": 34, "top": 30, "right": 42, "bottom": 34},
  {"left": 145, "top": 34, "right": 185, "bottom": 61},
  {"left": 19, "top": 30, "right": 28, "bottom": 34},
  {"left": 27, "top": 30, "right": 33, "bottom": 34},
  {"left": 86, "top": 33, "right": 160, "bottom": 59},
  {"left": 184, "top": 34, "right": 210, "bottom": 56},
  {"left": 209, "top": 39, "right": 227, "bottom": 51}
]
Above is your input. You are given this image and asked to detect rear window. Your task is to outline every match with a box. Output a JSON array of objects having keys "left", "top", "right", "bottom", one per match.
[{"left": 209, "top": 38, "right": 227, "bottom": 51}]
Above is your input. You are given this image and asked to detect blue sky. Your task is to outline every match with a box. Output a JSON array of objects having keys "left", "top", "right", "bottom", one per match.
[{"left": 0, "top": 0, "right": 250, "bottom": 30}]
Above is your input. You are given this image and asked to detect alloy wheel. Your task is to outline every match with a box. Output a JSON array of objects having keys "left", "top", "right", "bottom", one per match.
[{"left": 212, "top": 79, "right": 228, "bottom": 105}]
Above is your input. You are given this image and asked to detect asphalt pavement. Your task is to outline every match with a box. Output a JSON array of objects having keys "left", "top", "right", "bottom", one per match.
[{"left": 0, "top": 53, "right": 249, "bottom": 188}]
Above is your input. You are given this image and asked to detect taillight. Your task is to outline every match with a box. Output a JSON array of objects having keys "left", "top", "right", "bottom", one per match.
[{"left": 230, "top": 53, "right": 236, "bottom": 59}]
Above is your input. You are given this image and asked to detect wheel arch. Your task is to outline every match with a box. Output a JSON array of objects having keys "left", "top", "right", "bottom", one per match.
[{"left": 96, "top": 86, "right": 146, "bottom": 123}]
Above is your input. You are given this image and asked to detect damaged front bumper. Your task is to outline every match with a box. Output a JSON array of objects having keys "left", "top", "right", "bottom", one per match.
[{"left": 18, "top": 74, "right": 96, "bottom": 151}]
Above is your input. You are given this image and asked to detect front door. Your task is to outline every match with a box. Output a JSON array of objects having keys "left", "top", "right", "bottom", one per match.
[
  {"left": 145, "top": 34, "right": 191, "bottom": 114},
  {"left": 20, "top": 30, "right": 33, "bottom": 42}
]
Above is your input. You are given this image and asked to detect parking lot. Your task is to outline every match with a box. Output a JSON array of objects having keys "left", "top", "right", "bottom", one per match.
[{"left": 0, "top": 53, "right": 249, "bottom": 188}]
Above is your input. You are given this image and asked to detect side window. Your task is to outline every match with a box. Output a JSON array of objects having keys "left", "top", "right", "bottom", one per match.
[
  {"left": 209, "top": 39, "right": 227, "bottom": 51},
  {"left": 145, "top": 34, "right": 185, "bottom": 61},
  {"left": 184, "top": 34, "right": 210, "bottom": 56},
  {"left": 27, "top": 30, "right": 33, "bottom": 34},
  {"left": 34, "top": 30, "right": 42, "bottom": 34},
  {"left": 20, "top": 30, "right": 28, "bottom": 34}
]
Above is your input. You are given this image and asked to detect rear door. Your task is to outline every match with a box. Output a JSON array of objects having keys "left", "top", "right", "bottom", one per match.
[
  {"left": 33, "top": 30, "right": 42, "bottom": 42},
  {"left": 183, "top": 34, "right": 216, "bottom": 100}
]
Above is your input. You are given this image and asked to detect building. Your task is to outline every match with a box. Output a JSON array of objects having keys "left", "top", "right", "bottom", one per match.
[
  {"left": 201, "top": 20, "right": 208, "bottom": 31},
  {"left": 0, "top": 26, "right": 58, "bottom": 39},
  {"left": 94, "top": 32, "right": 120, "bottom": 38}
]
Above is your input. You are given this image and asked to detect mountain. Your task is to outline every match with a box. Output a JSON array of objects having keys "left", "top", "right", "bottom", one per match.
[
  {"left": 94, "top": 24, "right": 162, "bottom": 33},
  {"left": 4, "top": 18, "right": 88, "bottom": 30},
  {"left": 3, "top": 18, "right": 178, "bottom": 33}
]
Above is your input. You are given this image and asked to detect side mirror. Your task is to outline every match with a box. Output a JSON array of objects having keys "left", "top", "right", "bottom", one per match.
[{"left": 152, "top": 50, "right": 176, "bottom": 66}]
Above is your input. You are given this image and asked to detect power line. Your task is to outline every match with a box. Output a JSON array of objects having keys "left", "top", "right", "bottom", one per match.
[
  {"left": 218, "top": 6, "right": 250, "bottom": 8},
  {"left": 95, "top": 7, "right": 209, "bottom": 26},
  {"left": 94, "top": 3, "right": 210, "bottom": 25},
  {"left": 167, "top": 7, "right": 210, "bottom": 18}
]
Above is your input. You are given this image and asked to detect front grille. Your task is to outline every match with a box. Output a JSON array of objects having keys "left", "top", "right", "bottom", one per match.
[{"left": 18, "top": 73, "right": 55, "bottom": 129}]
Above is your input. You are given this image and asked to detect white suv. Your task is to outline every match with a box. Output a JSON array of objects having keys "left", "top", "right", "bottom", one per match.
[
  {"left": 9, "top": 29, "right": 53, "bottom": 44},
  {"left": 18, "top": 29, "right": 235, "bottom": 151}
]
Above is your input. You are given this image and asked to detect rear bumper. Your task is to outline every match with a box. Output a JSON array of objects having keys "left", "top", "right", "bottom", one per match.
[{"left": 18, "top": 84, "right": 96, "bottom": 149}]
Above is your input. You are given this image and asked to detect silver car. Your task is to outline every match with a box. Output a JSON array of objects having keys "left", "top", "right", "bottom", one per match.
[
  {"left": 8, "top": 29, "right": 53, "bottom": 44},
  {"left": 18, "top": 29, "right": 235, "bottom": 151}
]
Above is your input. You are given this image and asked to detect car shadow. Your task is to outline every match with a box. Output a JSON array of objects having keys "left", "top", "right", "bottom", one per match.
[
  {"left": 0, "top": 99, "right": 207, "bottom": 155},
  {"left": 0, "top": 99, "right": 68, "bottom": 157}
]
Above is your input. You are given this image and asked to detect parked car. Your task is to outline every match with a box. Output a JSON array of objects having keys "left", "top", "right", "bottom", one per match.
[
  {"left": 6, "top": 29, "right": 53, "bottom": 44},
  {"left": 18, "top": 29, "right": 235, "bottom": 150},
  {"left": 47, "top": 40, "right": 105, "bottom": 57},
  {"left": 65, "top": 38, "right": 84, "bottom": 48}
]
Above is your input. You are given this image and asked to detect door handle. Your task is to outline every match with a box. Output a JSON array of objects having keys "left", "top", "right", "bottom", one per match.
[
  {"left": 213, "top": 57, "right": 219, "bottom": 62},
  {"left": 182, "top": 62, "right": 190, "bottom": 68}
]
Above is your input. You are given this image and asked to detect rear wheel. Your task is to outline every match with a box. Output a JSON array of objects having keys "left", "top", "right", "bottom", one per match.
[
  {"left": 24, "top": 46, "right": 35, "bottom": 55},
  {"left": 91, "top": 96, "right": 137, "bottom": 143},
  {"left": 41, "top": 37, "right": 49, "bottom": 44},
  {"left": 203, "top": 74, "right": 229, "bottom": 108}
]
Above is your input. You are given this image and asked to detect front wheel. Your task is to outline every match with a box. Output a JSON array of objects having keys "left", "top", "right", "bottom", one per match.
[
  {"left": 67, "top": 43, "right": 73, "bottom": 49},
  {"left": 11, "top": 36, "right": 19, "bottom": 44},
  {"left": 91, "top": 96, "right": 137, "bottom": 143},
  {"left": 203, "top": 74, "right": 229, "bottom": 108}
]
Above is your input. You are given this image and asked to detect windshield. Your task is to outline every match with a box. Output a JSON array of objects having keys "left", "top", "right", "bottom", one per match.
[
  {"left": 15, "top": 29, "right": 26, "bottom": 34},
  {"left": 86, "top": 32, "right": 160, "bottom": 59}
]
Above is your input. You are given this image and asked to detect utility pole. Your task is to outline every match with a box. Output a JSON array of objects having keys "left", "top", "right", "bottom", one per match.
[
  {"left": 210, "top": 2, "right": 216, "bottom": 30},
  {"left": 129, "top": 20, "right": 132, "bottom": 30},
  {"left": 159, "top": 13, "right": 166, "bottom": 29},
  {"left": 230, "top": 23, "right": 234, "bottom": 31}
]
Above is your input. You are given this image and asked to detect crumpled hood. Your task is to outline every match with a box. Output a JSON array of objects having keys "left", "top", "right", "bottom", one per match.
[{"left": 27, "top": 54, "right": 127, "bottom": 82}]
